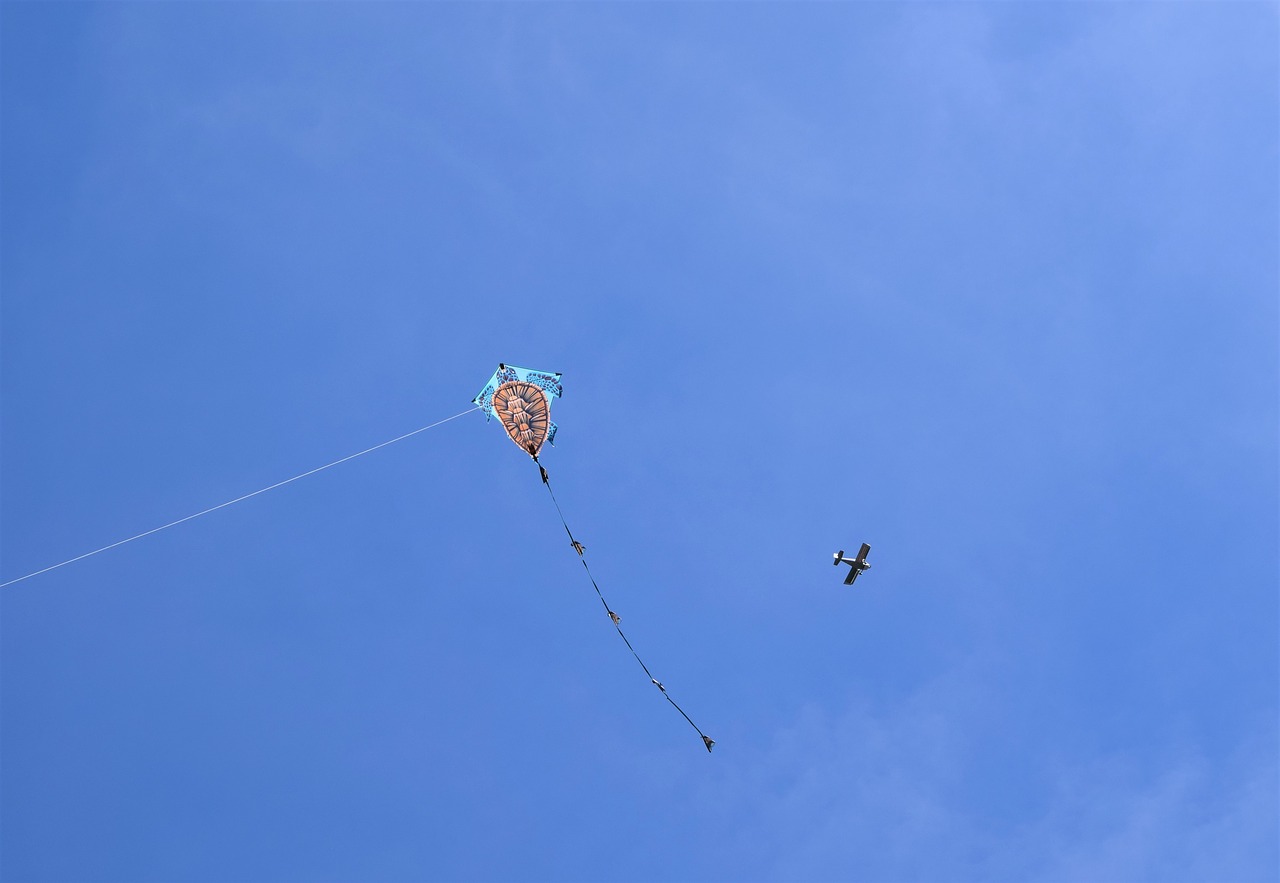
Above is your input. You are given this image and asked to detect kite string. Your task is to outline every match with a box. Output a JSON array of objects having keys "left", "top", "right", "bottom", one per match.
[
  {"left": 538, "top": 464, "right": 714, "bottom": 752},
  {"left": 0, "top": 406, "right": 480, "bottom": 589}
]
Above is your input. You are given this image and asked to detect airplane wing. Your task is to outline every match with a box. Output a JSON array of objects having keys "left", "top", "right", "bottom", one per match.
[
  {"left": 844, "top": 568, "right": 859, "bottom": 586},
  {"left": 856, "top": 543, "right": 871, "bottom": 563}
]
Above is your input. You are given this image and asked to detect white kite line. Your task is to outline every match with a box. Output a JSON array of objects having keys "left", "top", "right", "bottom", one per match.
[{"left": 1, "top": 406, "right": 480, "bottom": 589}]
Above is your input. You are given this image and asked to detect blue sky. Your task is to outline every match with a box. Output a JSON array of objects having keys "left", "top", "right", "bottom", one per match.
[{"left": 2, "top": 3, "right": 1276, "bottom": 881}]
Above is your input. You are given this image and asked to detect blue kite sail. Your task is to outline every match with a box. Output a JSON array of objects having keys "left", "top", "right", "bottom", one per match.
[{"left": 473, "top": 363, "right": 562, "bottom": 457}]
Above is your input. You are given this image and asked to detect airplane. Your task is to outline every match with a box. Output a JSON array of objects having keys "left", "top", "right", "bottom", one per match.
[{"left": 833, "top": 543, "right": 872, "bottom": 585}]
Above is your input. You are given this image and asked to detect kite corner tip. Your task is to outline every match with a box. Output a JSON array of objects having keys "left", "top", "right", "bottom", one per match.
[{"left": 702, "top": 736, "right": 715, "bottom": 753}]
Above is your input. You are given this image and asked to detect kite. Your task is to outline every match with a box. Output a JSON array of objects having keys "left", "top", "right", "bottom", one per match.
[
  {"left": 474, "top": 363, "right": 714, "bottom": 753},
  {"left": 3, "top": 363, "right": 713, "bottom": 753},
  {"left": 473, "top": 363, "right": 561, "bottom": 458}
]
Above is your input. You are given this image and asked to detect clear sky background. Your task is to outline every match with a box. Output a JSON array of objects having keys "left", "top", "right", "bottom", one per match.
[{"left": 2, "top": 4, "right": 1276, "bottom": 882}]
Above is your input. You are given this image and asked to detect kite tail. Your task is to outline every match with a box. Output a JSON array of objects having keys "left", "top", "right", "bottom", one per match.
[{"left": 536, "top": 463, "right": 714, "bottom": 754}]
